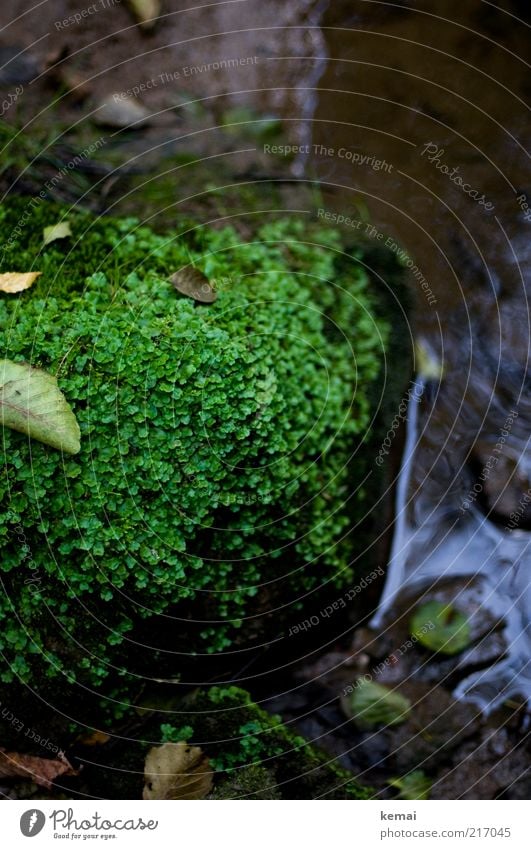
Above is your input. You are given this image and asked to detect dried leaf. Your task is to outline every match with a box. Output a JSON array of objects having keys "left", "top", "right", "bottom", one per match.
[
  {"left": 0, "top": 359, "right": 81, "bottom": 454},
  {"left": 76, "top": 731, "right": 110, "bottom": 746},
  {"left": 43, "top": 222, "right": 72, "bottom": 246},
  {"left": 171, "top": 268, "right": 217, "bottom": 303},
  {"left": 0, "top": 272, "right": 41, "bottom": 294},
  {"left": 143, "top": 741, "right": 213, "bottom": 799},
  {"left": 126, "top": 0, "right": 160, "bottom": 30},
  {"left": 94, "top": 94, "right": 151, "bottom": 128},
  {"left": 0, "top": 749, "right": 79, "bottom": 790}
]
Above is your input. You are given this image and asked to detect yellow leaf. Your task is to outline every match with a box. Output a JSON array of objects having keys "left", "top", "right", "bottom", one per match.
[
  {"left": 143, "top": 742, "right": 213, "bottom": 800},
  {"left": 0, "top": 359, "right": 81, "bottom": 454},
  {"left": 0, "top": 272, "right": 41, "bottom": 293},
  {"left": 43, "top": 222, "right": 72, "bottom": 246},
  {"left": 126, "top": 0, "right": 160, "bottom": 30}
]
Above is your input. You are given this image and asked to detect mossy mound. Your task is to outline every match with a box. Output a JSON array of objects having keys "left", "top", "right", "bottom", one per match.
[
  {"left": 80, "top": 686, "right": 372, "bottom": 800},
  {"left": 191, "top": 686, "right": 372, "bottom": 799},
  {"left": 0, "top": 197, "right": 387, "bottom": 695}
]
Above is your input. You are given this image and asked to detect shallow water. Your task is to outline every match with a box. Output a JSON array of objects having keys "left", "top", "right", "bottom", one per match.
[{"left": 307, "top": 0, "right": 531, "bottom": 708}]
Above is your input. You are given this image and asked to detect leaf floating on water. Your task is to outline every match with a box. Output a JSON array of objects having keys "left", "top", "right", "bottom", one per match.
[
  {"left": 0, "top": 359, "right": 81, "bottom": 454},
  {"left": 0, "top": 271, "right": 41, "bottom": 294},
  {"left": 388, "top": 770, "right": 432, "bottom": 800},
  {"left": 43, "top": 222, "right": 72, "bottom": 246},
  {"left": 340, "top": 679, "right": 411, "bottom": 729},
  {"left": 410, "top": 600, "right": 471, "bottom": 656},
  {"left": 171, "top": 268, "right": 218, "bottom": 304},
  {"left": 143, "top": 741, "right": 213, "bottom": 800},
  {"left": 0, "top": 748, "right": 79, "bottom": 790},
  {"left": 126, "top": 0, "right": 160, "bottom": 30},
  {"left": 415, "top": 339, "right": 444, "bottom": 381}
]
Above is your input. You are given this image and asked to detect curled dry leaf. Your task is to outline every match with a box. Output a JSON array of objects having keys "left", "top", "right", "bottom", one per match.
[
  {"left": 143, "top": 741, "right": 213, "bottom": 800},
  {"left": 94, "top": 94, "right": 151, "bottom": 128},
  {"left": 0, "top": 272, "right": 41, "bottom": 294},
  {"left": 43, "top": 222, "right": 72, "bottom": 246},
  {"left": 0, "top": 748, "right": 79, "bottom": 790},
  {"left": 126, "top": 0, "right": 160, "bottom": 30},
  {"left": 171, "top": 268, "right": 217, "bottom": 304},
  {"left": 0, "top": 359, "right": 81, "bottom": 454}
]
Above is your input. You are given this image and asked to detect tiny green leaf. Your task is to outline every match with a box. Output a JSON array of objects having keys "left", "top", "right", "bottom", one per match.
[
  {"left": 43, "top": 222, "right": 72, "bottom": 246},
  {"left": 388, "top": 770, "right": 432, "bottom": 800},
  {"left": 410, "top": 600, "right": 470, "bottom": 656},
  {"left": 0, "top": 359, "right": 80, "bottom": 454},
  {"left": 341, "top": 679, "right": 411, "bottom": 729}
]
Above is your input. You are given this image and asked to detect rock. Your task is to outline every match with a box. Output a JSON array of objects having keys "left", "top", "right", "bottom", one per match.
[{"left": 386, "top": 682, "right": 481, "bottom": 772}]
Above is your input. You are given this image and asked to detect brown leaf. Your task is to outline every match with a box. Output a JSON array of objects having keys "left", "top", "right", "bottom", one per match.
[
  {"left": 143, "top": 742, "right": 213, "bottom": 800},
  {"left": 171, "top": 268, "right": 217, "bottom": 304},
  {"left": 0, "top": 272, "right": 41, "bottom": 294},
  {"left": 0, "top": 749, "right": 79, "bottom": 790},
  {"left": 76, "top": 731, "right": 110, "bottom": 747}
]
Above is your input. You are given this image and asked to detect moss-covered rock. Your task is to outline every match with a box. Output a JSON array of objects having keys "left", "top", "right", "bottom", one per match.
[
  {"left": 77, "top": 686, "right": 372, "bottom": 799},
  {"left": 0, "top": 197, "right": 388, "bottom": 698}
]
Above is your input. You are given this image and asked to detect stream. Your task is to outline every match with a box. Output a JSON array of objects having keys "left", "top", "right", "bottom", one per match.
[{"left": 306, "top": 0, "right": 531, "bottom": 711}]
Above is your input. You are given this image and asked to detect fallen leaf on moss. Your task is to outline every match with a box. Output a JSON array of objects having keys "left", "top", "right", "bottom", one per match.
[
  {"left": 340, "top": 679, "right": 411, "bottom": 729},
  {"left": 0, "top": 272, "right": 41, "bottom": 293},
  {"left": 126, "top": 0, "right": 160, "bottom": 30},
  {"left": 143, "top": 742, "right": 213, "bottom": 799},
  {"left": 388, "top": 770, "right": 432, "bottom": 800},
  {"left": 43, "top": 222, "right": 72, "bottom": 246},
  {"left": 410, "top": 600, "right": 471, "bottom": 656},
  {"left": 0, "top": 359, "right": 81, "bottom": 454},
  {"left": 0, "top": 749, "right": 78, "bottom": 789},
  {"left": 171, "top": 268, "right": 217, "bottom": 303}
]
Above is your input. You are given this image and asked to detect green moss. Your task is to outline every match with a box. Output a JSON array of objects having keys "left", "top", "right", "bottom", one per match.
[
  {"left": 162, "top": 686, "right": 372, "bottom": 799},
  {"left": 0, "top": 197, "right": 387, "bottom": 690}
]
